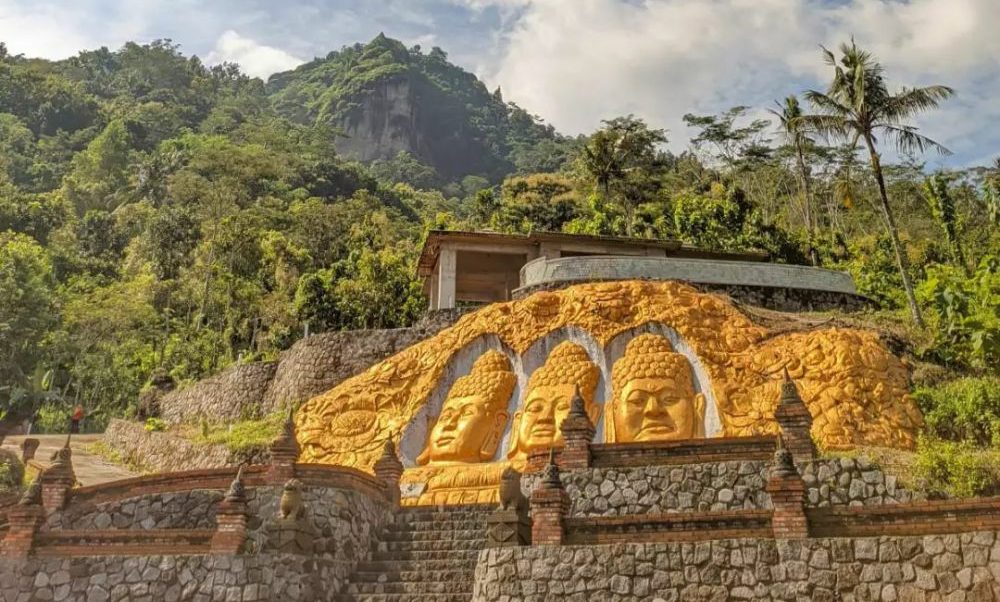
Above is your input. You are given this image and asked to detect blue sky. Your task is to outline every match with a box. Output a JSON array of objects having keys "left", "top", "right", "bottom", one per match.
[{"left": 2, "top": 0, "right": 998, "bottom": 167}]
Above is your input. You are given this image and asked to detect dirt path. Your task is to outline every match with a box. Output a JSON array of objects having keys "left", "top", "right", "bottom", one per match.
[{"left": 2, "top": 434, "right": 136, "bottom": 487}]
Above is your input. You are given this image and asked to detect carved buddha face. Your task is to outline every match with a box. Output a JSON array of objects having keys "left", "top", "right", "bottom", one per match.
[
  {"left": 508, "top": 342, "right": 599, "bottom": 462},
  {"left": 610, "top": 334, "right": 706, "bottom": 443},
  {"left": 418, "top": 351, "right": 515, "bottom": 466}
]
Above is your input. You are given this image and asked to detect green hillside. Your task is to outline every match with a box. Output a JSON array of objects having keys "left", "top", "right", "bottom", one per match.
[{"left": 267, "top": 34, "right": 576, "bottom": 181}]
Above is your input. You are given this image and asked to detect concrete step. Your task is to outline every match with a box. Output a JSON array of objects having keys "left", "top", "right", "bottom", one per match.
[
  {"left": 357, "top": 559, "right": 478, "bottom": 573},
  {"left": 378, "top": 538, "right": 484, "bottom": 554},
  {"left": 386, "top": 519, "right": 485, "bottom": 533},
  {"left": 350, "top": 569, "right": 473, "bottom": 584},
  {"left": 335, "top": 594, "right": 472, "bottom": 602},
  {"left": 371, "top": 549, "right": 482, "bottom": 562},
  {"left": 379, "top": 528, "right": 485, "bottom": 543},
  {"left": 345, "top": 581, "right": 473, "bottom": 595}
]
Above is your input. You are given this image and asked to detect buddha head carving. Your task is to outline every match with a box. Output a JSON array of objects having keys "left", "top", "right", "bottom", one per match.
[
  {"left": 607, "top": 334, "right": 706, "bottom": 443},
  {"left": 507, "top": 341, "right": 600, "bottom": 462},
  {"left": 417, "top": 350, "right": 516, "bottom": 466}
]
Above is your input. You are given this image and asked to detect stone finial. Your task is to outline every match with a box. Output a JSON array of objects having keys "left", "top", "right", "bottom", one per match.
[
  {"left": 559, "top": 385, "right": 595, "bottom": 470},
  {"left": 567, "top": 386, "right": 588, "bottom": 421},
  {"left": 21, "top": 438, "right": 40, "bottom": 462},
  {"left": 268, "top": 406, "right": 300, "bottom": 483},
  {"left": 541, "top": 447, "right": 562, "bottom": 489},
  {"left": 52, "top": 434, "right": 72, "bottom": 467},
  {"left": 773, "top": 369, "right": 817, "bottom": 463},
  {"left": 373, "top": 435, "right": 404, "bottom": 507},
  {"left": 18, "top": 475, "right": 42, "bottom": 506},
  {"left": 225, "top": 465, "right": 246, "bottom": 503},
  {"left": 770, "top": 435, "right": 797, "bottom": 479}
]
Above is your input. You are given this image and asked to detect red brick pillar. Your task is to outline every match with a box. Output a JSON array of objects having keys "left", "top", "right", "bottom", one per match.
[
  {"left": 21, "top": 438, "right": 40, "bottom": 462},
  {"left": 267, "top": 408, "right": 299, "bottom": 485},
  {"left": 559, "top": 387, "right": 594, "bottom": 470},
  {"left": 373, "top": 439, "right": 404, "bottom": 508},
  {"left": 211, "top": 467, "right": 249, "bottom": 554},
  {"left": 774, "top": 370, "right": 817, "bottom": 464},
  {"left": 1, "top": 480, "right": 45, "bottom": 558},
  {"left": 41, "top": 438, "right": 75, "bottom": 514},
  {"left": 767, "top": 438, "right": 809, "bottom": 539},
  {"left": 530, "top": 451, "right": 569, "bottom": 545}
]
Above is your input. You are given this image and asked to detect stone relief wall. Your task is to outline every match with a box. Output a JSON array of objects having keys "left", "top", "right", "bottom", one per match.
[
  {"left": 473, "top": 532, "right": 1000, "bottom": 601},
  {"left": 520, "top": 458, "right": 918, "bottom": 517},
  {"left": 0, "top": 554, "right": 355, "bottom": 602},
  {"left": 158, "top": 310, "right": 465, "bottom": 426}
]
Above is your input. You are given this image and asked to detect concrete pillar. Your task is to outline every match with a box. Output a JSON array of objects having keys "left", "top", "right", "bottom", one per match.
[
  {"left": 428, "top": 273, "right": 440, "bottom": 310},
  {"left": 437, "top": 246, "right": 457, "bottom": 310},
  {"left": 2, "top": 481, "right": 44, "bottom": 558}
]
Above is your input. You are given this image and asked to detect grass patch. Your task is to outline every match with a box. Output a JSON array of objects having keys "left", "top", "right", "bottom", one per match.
[
  {"left": 86, "top": 440, "right": 150, "bottom": 474},
  {"left": 188, "top": 411, "right": 285, "bottom": 453}
]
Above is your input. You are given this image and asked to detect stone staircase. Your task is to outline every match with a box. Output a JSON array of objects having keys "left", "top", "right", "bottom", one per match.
[{"left": 336, "top": 504, "right": 493, "bottom": 602}]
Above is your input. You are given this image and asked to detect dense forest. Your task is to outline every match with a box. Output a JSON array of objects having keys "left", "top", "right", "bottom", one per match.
[{"left": 0, "top": 35, "right": 998, "bottom": 487}]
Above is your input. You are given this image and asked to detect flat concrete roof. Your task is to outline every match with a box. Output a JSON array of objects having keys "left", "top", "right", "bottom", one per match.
[{"left": 417, "top": 230, "right": 769, "bottom": 278}]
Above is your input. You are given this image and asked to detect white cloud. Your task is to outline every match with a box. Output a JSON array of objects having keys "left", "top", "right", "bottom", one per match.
[
  {"left": 205, "top": 30, "right": 303, "bottom": 79},
  {"left": 485, "top": 0, "right": 1000, "bottom": 165},
  {"left": 0, "top": 1, "right": 105, "bottom": 58}
]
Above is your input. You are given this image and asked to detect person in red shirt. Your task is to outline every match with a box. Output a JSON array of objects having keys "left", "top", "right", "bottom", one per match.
[{"left": 70, "top": 405, "right": 85, "bottom": 434}]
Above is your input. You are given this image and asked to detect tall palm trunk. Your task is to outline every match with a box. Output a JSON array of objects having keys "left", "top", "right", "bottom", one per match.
[
  {"left": 863, "top": 134, "right": 925, "bottom": 328},
  {"left": 794, "top": 139, "right": 818, "bottom": 265}
]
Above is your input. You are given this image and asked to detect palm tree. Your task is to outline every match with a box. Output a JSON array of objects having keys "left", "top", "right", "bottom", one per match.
[
  {"left": 770, "top": 95, "right": 818, "bottom": 265},
  {"left": 799, "top": 39, "right": 954, "bottom": 328}
]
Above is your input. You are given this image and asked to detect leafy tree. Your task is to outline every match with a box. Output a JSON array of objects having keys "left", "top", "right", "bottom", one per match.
[
  {"left": 800, "top": 40, "right": 954, "bottom": 327},
  {"left": 61, "top": 119, "right": 132, "bottom": 213},
  {"left": 580, "top": 116, "right": 667, "bottom": 236},
  {"left": 683, "top": 106, "right": 771, "bottom": 169},
  {"left": 494, "top": 174, "right": 581, "bottom": 233},
  {"left": 0, "top": 232, "right": 57, "bottom": 432},
  {"left": 769, "top": 95, "right": 818, "bottom": 265},
  {"left": 923, "top": 174, "right": 968, "bottom": 274}
]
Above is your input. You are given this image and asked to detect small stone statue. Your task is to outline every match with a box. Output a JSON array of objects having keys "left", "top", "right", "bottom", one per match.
[
  {"left": 279, "top": 478, "right": 306, "bottom": 521},
  {"left": 498, "top": 467, "right": 527, "bottom": 513}
]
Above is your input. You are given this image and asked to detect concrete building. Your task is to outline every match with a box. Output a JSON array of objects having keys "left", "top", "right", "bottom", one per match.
[{"left": 417, "top": 230, "right": 857, "bottom": 310}]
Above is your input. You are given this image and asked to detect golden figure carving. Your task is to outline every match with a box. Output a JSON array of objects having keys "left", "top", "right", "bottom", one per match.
[
  {"left": 506, "top": 342, "right": 600, "bottom": 465},
  {"left": 416, "top": 350, "right": 515, "bottom": 465},
  {"left": 296, "top": 281, "right": 923, "bottom": 488},
  {"left": 607, "top": 334, "right": 706, "bottom": 443}
]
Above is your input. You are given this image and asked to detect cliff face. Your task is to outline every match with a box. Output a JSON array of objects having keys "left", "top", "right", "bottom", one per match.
[
  {"left": 267, "top": 34, "right": 561, "bottom": 181},
  {"left": 334, "top": 76, "right": 428, "bottom": 164}
]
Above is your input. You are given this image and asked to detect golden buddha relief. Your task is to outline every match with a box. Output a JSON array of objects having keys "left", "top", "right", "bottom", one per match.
[
  {"left": 296, "top": 280, "right": 923, "bottom": 477},
  {"left": 506, "top": 341, "right": 600, "bottom": 466},
  {"left": 607, "top": 334, "right": 706, "bottom": 443},
  {"left": 416, "top": 350, "right": 515, "bottom": 466}
]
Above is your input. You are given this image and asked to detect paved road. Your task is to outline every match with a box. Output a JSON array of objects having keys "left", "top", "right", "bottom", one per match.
[{"left": 1, "top": 434, "right": 136, "bottom": 487}]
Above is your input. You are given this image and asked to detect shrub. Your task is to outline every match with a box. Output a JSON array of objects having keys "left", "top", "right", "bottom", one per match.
[
  {"left": 194, "top": 411, "right": 284, "bottom": 453},
  {"left": 144, "top": 417, "right": 167, "bottom": 432},
  {"left": 914, "top": 377, "right": 1000, "bottom": 447},
  {"left": 912, "top": 437, "right": 1000, "bottom": 498}
]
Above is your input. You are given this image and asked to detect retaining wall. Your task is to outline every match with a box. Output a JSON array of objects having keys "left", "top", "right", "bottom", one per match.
[{"left": 473, "top": 533, "right": 1000, "bottom": 601}]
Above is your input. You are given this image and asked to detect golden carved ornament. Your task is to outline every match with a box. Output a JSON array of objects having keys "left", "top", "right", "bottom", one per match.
[{"left": 295, "top": 281, "right": 922, "bottom": 476}]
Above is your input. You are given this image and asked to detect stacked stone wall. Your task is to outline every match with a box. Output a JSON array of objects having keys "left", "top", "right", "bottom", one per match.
[
  {"left": 523, "top": 458, "right": 917, "bottom": 517},
  {"left": 102, "top": 419, "right": 266, "bottom": 473},
  {"left": 0, "top": 554, "right": 353, "bottom": 602},
  {"left": 157, "top": 309, "right": 465, "bottom": 426},
  {"left": 473, "top": 532, "right": 1000, "bottom": 601}
]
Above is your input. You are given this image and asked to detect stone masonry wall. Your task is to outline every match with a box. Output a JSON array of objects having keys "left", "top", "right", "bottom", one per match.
[
  {"left": 159, "top": 309, "right": 465, "bottom": 425},
  {"left": 102, "top": 419, "right": 267, "bottom": 473},
  {"left": 473, "top": 532, "right": 1000, "bottom": 601},
  {"left": 0, "top": 554, "right": 354, "bottom": 602},
  {"left": 522, "top": 458, "right": 917, "bottom": 516},
  {"left": 42, "top": 485, "right": 390, "bottom": 564}
]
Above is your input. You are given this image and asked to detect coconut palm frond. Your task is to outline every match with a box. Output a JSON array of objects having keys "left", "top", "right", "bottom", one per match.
[{"left": 879, "top": 124, "right": 953, "bottom": 156}]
